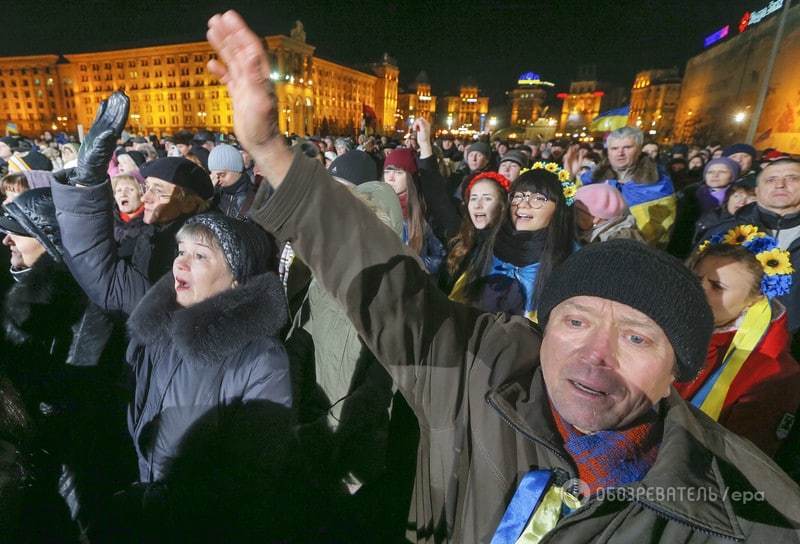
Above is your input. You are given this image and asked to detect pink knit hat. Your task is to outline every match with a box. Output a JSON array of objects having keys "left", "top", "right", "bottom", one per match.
[{"left": 575, "top": 183, "right": 627, "bottom": 220}]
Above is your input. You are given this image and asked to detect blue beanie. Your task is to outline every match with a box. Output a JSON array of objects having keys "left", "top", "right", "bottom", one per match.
[
  {"left": 722, "top": 143, "right": 757, "bottom": 160},
  {"left": 208, "top": 143, "right": 244, "bottom": 173}
]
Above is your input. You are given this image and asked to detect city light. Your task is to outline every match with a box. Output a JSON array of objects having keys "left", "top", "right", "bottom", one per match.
[
  {"left": 446, "top": 114, "right": 453, "bottom": 130},
  {"left": 734, "top": 111, "right": 747, "bottom": 123},
  {"left": 489, "top": 116, "right": 497, "bottom": 128}
]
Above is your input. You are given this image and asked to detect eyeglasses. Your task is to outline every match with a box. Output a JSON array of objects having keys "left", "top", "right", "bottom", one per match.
[
  {"left": 144, "top": 183, "right": 174, "bottom": 201},
  {"left": 510, "top": 192, "right": 549, "bottom": 208},
  {"left": 763, "top": 174, "right": 800, "bottom": 185}
]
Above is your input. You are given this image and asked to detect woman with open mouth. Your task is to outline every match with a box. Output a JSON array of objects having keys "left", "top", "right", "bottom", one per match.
[
  {"left": 451, "top": 163, "right": 576, "bottom": 321},
  {"left": 111, "top": 173, "right": 146, "bottom": 255}
]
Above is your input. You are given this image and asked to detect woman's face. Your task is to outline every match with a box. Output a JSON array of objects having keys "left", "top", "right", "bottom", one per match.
[
  {"left": 509, "top": 190, "right": 556, "bottom": 231},
  {"left": 467, "top": 180, "right": 503, "bottom": 230},
  {"left": 117, "top": 154, "right": 139, "bottom": 174},
  {"left": 726, "top": 188, "right": 756, "bottom": 214},
  {"left": 2, "top": 233, "right": 45, "bottom": 269},
  {"left": 173, "top": 233, "right": 235, "bottom": 308},
  {"left": 383, "top": 167, "right": 409, "bottom": 196},
  {"left": 694, "top": 255, "right": 761, "bottom": 327},
  {"left": 114, "top": 180, "right": 143, "bottom": 214},
  {"left": 705, "top": 164, "right": 733, "bottom": 189},
  {"left": 61, "top": 145, "right": 77, "bottom": 162}
]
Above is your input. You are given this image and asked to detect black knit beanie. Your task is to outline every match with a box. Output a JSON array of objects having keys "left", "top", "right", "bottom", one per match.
[{"left": 537, "top": 239, "right": 713, "bottom": 381}]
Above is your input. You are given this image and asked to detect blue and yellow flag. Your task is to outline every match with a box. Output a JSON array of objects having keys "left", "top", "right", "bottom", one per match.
[
  {"left": 614, "top": 174, "right": 676, "bottom": 248},
  {"left": 590, "top": 106, "right": 630, "bottom": 133}
]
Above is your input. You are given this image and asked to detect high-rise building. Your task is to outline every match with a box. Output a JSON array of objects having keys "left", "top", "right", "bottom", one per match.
[
  {"left": 397, "top": 70, "right": 437, "bottom": 132},
  {"left": 673, "top": 0, "right": 800, "bottom": 149},
  {"left": 508, "top": 71, "right": 554, "bottom": 127},
  {"left": 439, "top": 77, "right": 490, "bottom": 133},
  {"left": 628, "top": 68, "right": 682, "bottom": 144},
  {"left": 0, "top": 21, "right": 399, "bottom": 137}
]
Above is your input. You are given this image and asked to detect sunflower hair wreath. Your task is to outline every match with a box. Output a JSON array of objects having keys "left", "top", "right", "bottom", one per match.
[
  {"left": 519, "top": 161, "right": 577, "bottom": 206},
  {"left": 699, "top": 224, "right": 793, "bottom": 298}
]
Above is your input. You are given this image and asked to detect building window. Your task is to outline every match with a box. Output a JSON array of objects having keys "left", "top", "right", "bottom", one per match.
[
  {"left": 154, "top": 58, "right": 161, "bottom": 66},
  {"left": 171, "top": 115, "right": 178, "bottom": 124},
  {"left": 179, "top": 55, "right": 188, "bottom": 63},
  {"left": 194, "top": 55, "right": 204, "bottom": 62},
  {"left": 166, "top": 57, "right": 175, "bottom": 64},
  {"left": 195, "top": 67, "right": 204, "bottom": 75},
  {"left": 128, "top": 60, "right": 136, "bottom": 68}
]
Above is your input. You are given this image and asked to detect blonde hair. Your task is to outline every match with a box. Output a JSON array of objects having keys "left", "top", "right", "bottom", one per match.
[{"left": 111, "top": 174, "right": 143, "bottom": 195}]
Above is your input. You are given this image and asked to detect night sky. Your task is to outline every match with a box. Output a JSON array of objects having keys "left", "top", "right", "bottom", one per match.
[{"left": 1, "top": 0, "right": 762, "bottom": 105}]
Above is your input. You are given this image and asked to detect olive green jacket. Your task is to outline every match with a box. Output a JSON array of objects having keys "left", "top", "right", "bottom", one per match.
[{"left": 250, "top": 149, "right": 800, "bottom": 543}]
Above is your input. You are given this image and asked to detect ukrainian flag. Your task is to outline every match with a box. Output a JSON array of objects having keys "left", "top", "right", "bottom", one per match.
[
  {"left": 590, "top": 106, "right": 630, "bottom": 133},
  {"left": 615, "top": 175, "right": 677, "bottom": 248}
]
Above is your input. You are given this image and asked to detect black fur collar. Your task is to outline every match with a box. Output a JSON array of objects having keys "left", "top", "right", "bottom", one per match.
[
  {"left": 2, "top": 255, "right": 84, "bottom": 345},
  {"left": 127, "top": 271, "right": 288, "bottom": 366}
]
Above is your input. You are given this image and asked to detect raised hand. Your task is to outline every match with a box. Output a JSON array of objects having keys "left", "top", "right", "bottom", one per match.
[
  {"left": 413, "top": 117, "right": 433, "bottom": 158},
  {"left": 207, "top": 11, "right": 291, "bottom": 188},
  {"left": 562, "top": 143, "right": 582, "bottom": 178},
  {"left": 70, "top": 91, "right": 129, "bottom": 186}
]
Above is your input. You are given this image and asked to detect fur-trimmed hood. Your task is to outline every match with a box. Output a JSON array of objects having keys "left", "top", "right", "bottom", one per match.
[
  {"left": 127, "top": 271, "right": 288, "bottom": 366},
  {"left": 592, "top": 154, "right": 660, "bottom": 185}
]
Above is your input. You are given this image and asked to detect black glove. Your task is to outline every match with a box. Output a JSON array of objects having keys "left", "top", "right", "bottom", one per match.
[{"left": 68, "top": 92, "right": 130, "bottom": 187}]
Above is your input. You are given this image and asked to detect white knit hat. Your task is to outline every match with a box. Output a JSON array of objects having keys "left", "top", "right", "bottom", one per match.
[{"left": 208, "top": 143, "right": 244, "bottom": 173}]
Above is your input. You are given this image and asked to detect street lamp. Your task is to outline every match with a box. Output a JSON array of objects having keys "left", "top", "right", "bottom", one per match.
[
  {"left": 489, "top": 116, "right": 497, "bottom": 128},
  {"left": 446, "top": 114, "right": 453, "bottom": 131},
  {"left": 733, "top": 111, "right": 747, "bottom": 124}
]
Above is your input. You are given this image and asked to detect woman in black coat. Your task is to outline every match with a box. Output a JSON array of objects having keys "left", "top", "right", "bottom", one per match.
[{"left": 0, "top": 188, "right": 133, "bottom": 540}]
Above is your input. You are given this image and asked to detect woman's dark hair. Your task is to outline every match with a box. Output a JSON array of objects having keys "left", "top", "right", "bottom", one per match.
[
  {"left": 391, "top": 169, "right": 428, "bottom": 255},
  {"left": 447, "top": 173, "right": 509, "bottom": 277},
  {"left": 510, "top": 169, "right": 575, "bottom": 300},
  {"left": 722, "top": 180, "right": 756, "bottom": 210},
  {"left": 457, "top": 169, "right": 574, "bottom": 304}
]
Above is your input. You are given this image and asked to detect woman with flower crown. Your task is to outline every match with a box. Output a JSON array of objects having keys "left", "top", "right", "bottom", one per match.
[
  {"left": 677, "top": 225, "right": 800, "bottom": 456},
  {"left": 450, "top": 163, "right": 576, "bottom": 321}
]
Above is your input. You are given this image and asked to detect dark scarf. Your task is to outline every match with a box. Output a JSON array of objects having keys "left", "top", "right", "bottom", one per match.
[
  {"left": 493, "top": 220, "right": 546, "bottom": 267},
  {"left": 551, "top": 404, "right": 662, "bottom": 495},
  {"left": 222, "top": 173, "right": 250, "bottom": 195}
]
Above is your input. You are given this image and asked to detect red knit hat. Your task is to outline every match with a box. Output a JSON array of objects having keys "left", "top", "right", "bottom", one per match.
[{"left": 383, "top": 148, "right": 418, "bottom": 175}]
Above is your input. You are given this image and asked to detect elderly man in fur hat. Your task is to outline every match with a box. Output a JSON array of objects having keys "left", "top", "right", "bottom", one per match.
[{"left": 206, "top": 10, "right": 800, "bottom": 543}]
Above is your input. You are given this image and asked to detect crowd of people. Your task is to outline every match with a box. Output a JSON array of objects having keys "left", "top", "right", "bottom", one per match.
[{"left": 0, "top": 10, "right": 800, "bottom": 542}]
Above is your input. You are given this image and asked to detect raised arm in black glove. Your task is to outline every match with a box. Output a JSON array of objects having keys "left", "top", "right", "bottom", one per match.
[{"left": 68, "top": 91, "right": 130, "bottom": 187}]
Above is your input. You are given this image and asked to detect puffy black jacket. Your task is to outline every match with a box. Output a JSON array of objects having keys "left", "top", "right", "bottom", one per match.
[
  {"left": 52, "top": 180, "right": 190, "bottom": 315},
  {"left": 125, "top": 271, "right": 292, "bottom": 483},
  {"left": 215, "top": 173, "right": 256, "bottom": 220}
]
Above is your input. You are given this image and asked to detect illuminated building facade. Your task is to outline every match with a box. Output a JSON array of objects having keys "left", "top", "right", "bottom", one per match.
[
  {"left": 556, "top": 66, "right": 626, "bottom": 135},
  {"left": 508, "top": 71, "right": 554, "bottom": 127},
  {"left": 628, "top": 68, "right": 682, "bottom": 144},
  {"left": 673, "top": 0, "right": 800, "bottom": 150},
  {"left": 0, "top": 22, "right": 399, "bottom": 137},
  {"left": 397, "top": 70, "right": 436, "bottom": 131},
  {"left": 439, "top": 78, "right": 490, "bottom": 133}
]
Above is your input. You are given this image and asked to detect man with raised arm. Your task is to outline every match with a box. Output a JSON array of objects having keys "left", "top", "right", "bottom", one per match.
[{"left": 207, "top": 11, "right": 800, "bottom": 543}]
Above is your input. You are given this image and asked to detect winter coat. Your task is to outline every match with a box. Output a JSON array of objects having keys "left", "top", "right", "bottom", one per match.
[
  {"left": 582, "top": 156, "right": 677, "bottom": 248},
  {"left": 113, "top": 208, "right": 147, "bottom": 259},
  {"left": 703, "top": 203, "right": 800, "bottom": 332},
  {"left": 214, "top": 173, "right": 256, "bottom": 220},
  {"left": 417, "top": 155, "right": 462, "bottom": 243},
  {"left": 0, "top": 254, "right": 132, "bottom": 535},
  {"left": 694, "top": 206, "right": 732, "bottom": 246},
  {"left": 579, "top": 213, "right": 645, "bottom": 245},
  {"left": 53, "top": 180, "right": 188, "bottom": 315},
  {"left": 404, "top": 220, "right": 446, "bottom": 275},
  {"left": 248, "top": 148, "right": 800, "bottom": 543},
  {"left": 125, "top": 271, "right": 292, "bottom": 483},
  {"left": 674, "top": 302, "right": 800, "bottom": 457}
]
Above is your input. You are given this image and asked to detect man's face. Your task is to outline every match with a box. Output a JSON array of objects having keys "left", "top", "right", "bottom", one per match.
[
  {"left": 497, "top": 143, "right": 508, "bottom": 156},
  {"left": 467, "top": 151, "right": 488, "bottom": 172},
  {"left": 202, "top": 141, "right": 215, "bottom": 152},
  {"left": 442, "top": 140, "right": 453, "bottom": 150},
  {"left": 176, "top": 143, "right": 191, "bottom": 157},
  {"left": 0, "top": 142, "right": 12, "bottom": 160},
  {"left": 550, "top": 145, "right": 565, "bottom": 161},
  {"left": 756, "top": 161, "right": 800, "bottom": 215},
  {"left": 540, "top": 296, "right": 675, "bottom": 433},
  {"left": 607, "top": 137, "right": 641, "bottom": 171},
  {"left": 3, "top": 232, "right": 45, "bottom": 269},
  {"left": 498, "top": 160, "right": 521, "bottom": 182},
  {"left": 728, "top": 152, "right": 753, "bottom": 173},
  {"left": 142, "top": 177, "right": 190, "bottom": 224},
  {"left": 211, "top": 170, "right": 240, "bottom": 189},
  {"left": 642, "top": 143, "right": 658, "bottom": 160}
]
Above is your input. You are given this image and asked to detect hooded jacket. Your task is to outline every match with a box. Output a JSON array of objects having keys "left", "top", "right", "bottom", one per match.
[
  {"left": 214, "top": 173, "right": 256, "bottom": 220},
  {"left": 126, "top": 271, "right": 292, "bottom": 482},
  {"left": 249, "top": 148, "right": 800, "bottom": 543}
]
